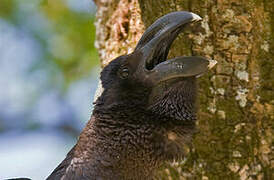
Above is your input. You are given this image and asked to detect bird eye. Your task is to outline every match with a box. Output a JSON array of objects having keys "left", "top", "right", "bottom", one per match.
[{"left": 120, "top": 67, "right": 129, "bottom": 79}]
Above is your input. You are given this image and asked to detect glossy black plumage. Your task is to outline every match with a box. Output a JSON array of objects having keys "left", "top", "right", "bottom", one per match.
[{"left": 47, "top": 11, "right": 216, "bottom": 180}]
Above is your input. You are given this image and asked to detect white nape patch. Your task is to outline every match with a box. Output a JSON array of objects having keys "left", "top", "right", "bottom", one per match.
[
  {"left": 190, "top": 12, "right": 202, "bottom": 21},
  {"left": 208, "top": 59, "right": 217, "bottom": 69},
  {"left": 93, "top": 79, "right": 105, "bottom": 102},
  {"left": 67, "top": 157, "right": 84, "bottom": 169},
  {"left": 61, "top": 155, "right": 86, "bottom": 180},
  {"left": 61, "top": 151, "right": 88, "bottom": 180}
]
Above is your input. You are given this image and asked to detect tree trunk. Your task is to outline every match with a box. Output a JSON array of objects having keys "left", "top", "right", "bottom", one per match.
[{"left": 93, "top": 0, "right": 273, "bottom": 179}]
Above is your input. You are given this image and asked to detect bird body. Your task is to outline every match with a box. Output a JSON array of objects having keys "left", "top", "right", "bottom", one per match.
[
  {"left": 47, "top": 11, "right": 216, "bottom": 180},
  {"left": 48, "top": 82, "right": 196, "bottom": 179}
]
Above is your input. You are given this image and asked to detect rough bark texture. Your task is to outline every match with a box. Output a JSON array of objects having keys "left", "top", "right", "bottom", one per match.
[{"left": 93, "top": 0, "right": 273, "bottom": 179}]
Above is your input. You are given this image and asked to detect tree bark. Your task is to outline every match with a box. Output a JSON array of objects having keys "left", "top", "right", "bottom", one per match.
[{"left": 93, "top": 0, "right": 273, "bottom": 179}]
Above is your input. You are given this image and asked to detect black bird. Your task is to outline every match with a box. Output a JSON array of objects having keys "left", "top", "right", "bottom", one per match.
[{"left": 47, "top": 11, "right": 217, "bottom": 180}]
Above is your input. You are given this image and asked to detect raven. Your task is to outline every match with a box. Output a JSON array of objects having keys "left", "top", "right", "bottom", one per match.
[{"left": 47, "top": 11, "right": 217, "bottom": 180}]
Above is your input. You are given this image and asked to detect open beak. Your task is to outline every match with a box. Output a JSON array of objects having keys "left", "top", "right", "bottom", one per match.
[{"left": 133, "top": 11, "right": 217, "bottom": 85}]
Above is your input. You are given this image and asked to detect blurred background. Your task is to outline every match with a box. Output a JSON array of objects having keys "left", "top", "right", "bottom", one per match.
[{"left": 0, "top": 0, "right": 99, "bottom": 179}]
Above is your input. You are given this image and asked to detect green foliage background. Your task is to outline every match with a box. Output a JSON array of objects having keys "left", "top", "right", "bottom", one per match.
[{"left": 0, "top": 0, "right": 99, "bottom": 86}]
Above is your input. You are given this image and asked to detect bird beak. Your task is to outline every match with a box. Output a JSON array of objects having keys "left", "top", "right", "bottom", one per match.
[
  {"left": 207, "top": 59, "right": 218, "bottom": 70},
  {"left": 148, "top": 57, "right": 217, "bottom": 83},
  {"left": 133, "top": 11, "right": 216, "bottom": 85}
]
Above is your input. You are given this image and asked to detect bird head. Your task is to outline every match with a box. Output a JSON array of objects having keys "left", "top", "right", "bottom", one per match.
[{"left": 96, "top": 11, "right": 217, "bottom": 122}]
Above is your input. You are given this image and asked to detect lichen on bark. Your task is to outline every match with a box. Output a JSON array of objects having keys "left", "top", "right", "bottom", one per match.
[{"left": 93, "top": 0, "right": 273, "bottom": 179}]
